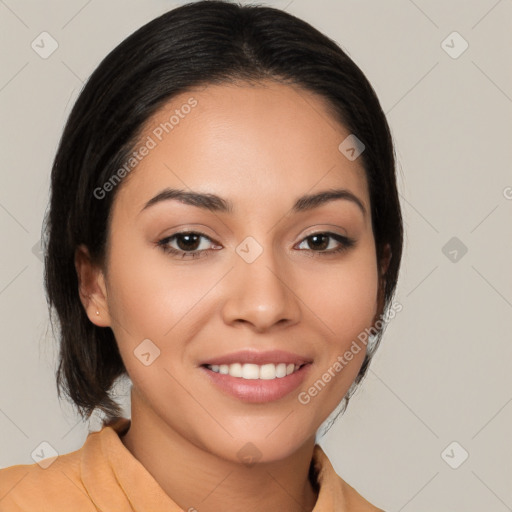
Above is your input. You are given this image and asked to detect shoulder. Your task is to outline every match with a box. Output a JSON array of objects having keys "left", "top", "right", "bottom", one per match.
[
  {"left": 0, "top": 418, "right": 131, "bottom": 512},
  {"left": 0, "top": 440, "right": 95, "bottom": 511}
]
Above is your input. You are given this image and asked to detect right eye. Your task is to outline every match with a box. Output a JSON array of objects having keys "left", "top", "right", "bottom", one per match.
[{"left": 157, "top": 232, "right": 222, "bottom": 259}]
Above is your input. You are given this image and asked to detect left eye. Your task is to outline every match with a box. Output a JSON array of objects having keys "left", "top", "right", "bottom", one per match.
[
  {"left": 296, "top": 233, "right": 354, "bottom": 253},
  {"left": 298, "top": 233, "right": 339, "bottom": 251}
]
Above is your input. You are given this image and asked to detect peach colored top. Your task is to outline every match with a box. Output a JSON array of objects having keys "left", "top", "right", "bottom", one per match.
[{"left": 0, "top": 418, "right": 383, "bottom": 511}]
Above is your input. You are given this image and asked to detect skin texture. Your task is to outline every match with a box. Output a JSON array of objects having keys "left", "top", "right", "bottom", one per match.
[{"left": 76, "top": 80, "right": 388, "bottom": 512}]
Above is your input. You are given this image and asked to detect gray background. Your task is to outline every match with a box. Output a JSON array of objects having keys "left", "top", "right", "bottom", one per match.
[{"left": 1, "top": 0, "right": 511, "bottom": 510}]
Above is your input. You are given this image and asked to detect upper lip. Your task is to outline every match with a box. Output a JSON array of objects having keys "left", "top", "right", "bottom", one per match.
[{"left": 200, "top": 350, "right": 312, "bottom": 367}]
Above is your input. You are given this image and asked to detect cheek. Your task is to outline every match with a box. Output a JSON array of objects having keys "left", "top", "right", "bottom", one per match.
[
  {"left": 295, "top": 242, "right": 379, "bottom": 405},
  {"left": 295, "top": 263, "right": 378, "bottom": 425},
  {"left": 105, "top": 238, "right": 207, "bottom": 337},
  {"left": 300, "top": 250, "right": 379, "bottom": 343}
]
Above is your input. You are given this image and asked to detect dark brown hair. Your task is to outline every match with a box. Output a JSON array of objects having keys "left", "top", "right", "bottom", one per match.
[{"left": 44, "top": 0, "right": 403, "bottom": 422}]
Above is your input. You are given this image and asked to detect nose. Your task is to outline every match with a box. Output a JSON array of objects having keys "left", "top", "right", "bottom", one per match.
[{"left": 220, "top": 245, "right": 301, "bottom": 333}]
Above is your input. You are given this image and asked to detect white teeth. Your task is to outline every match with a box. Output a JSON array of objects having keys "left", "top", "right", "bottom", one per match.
[
  {"left": 207, "top": 362, "right": 301, "bottom": 379},
  {"left": 260, "top": 363, "right": 278, "bottom": 380},
  {"left": 242, "top": 364, "right": 259, "bottom": 379},
  {"left": 230, "top": 363, "right": 243, "bottom": 378},
  {"left": 275, "top": 363, "right": 287, "bottom": 378}
]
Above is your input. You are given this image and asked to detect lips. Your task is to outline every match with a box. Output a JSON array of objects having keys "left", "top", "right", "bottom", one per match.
[{"left": 199, "top": 349, "right": 313, "bottom": 403}]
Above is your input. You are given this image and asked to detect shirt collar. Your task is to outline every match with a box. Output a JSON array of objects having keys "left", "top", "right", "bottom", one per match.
[{"left": 80, "top": 417, "right": 381, "bottom": 511}]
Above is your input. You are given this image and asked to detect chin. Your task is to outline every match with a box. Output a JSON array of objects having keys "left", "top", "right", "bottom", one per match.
[{"left": 190, "top": 416, "right": 319, "bottom": 466}]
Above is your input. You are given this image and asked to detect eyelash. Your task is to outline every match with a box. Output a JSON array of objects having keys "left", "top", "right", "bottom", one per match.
[{"left": 156, "top": 231, "right": 356, "bottom": 259}]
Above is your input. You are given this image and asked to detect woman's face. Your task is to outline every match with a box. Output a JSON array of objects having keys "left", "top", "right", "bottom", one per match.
[{"left": 96, "top": 81, "right": 381, "bottom": 462}]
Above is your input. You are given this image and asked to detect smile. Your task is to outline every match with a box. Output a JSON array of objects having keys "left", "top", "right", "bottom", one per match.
[{"left": 205, "top": 362, "right": 303, "bottom": 380}]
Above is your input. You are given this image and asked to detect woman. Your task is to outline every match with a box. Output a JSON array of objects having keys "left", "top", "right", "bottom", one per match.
[{"left": 0, "top": 1, "right": 402, "bottom": 510}]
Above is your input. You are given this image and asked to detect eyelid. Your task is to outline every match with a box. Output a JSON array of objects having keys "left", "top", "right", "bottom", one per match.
[
  {"left": 155, "top": 223, "right": 221, "bottom": 241},
  {"left": 298, "top": 223, "right": 349, "bottom": 239}
]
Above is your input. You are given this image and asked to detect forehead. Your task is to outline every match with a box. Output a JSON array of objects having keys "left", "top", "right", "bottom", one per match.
[{"left": 114, "top": 80, "right": 369, "bottom": 219}]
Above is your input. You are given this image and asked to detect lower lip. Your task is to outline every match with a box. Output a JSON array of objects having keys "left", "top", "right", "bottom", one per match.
[{"left": 201, "top": 364, "right": 312, "bottom": 403}]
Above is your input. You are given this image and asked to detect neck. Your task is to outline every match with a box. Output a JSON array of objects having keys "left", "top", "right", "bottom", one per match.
[{"left": 121, "top": 387, "right": 319, "bottom": 512}]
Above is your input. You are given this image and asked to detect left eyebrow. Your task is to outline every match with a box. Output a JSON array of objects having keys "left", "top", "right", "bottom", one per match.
[
  {"left": 292, "top": 188, "right": 367, "bottom": 217},
  {"left": 140, "top": 187, "right": 366, "bottom": 217}
]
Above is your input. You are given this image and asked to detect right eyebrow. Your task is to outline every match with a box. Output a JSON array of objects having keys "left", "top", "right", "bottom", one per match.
[{"left": 140, "top": 188, "right": 233, "bottom": 214}]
